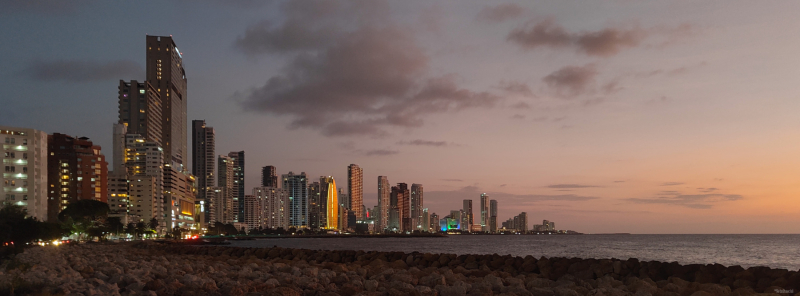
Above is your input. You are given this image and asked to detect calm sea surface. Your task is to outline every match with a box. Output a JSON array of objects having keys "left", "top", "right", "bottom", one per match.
[{"left": 228, "top": 234, "right": 800, "bottom": 270}]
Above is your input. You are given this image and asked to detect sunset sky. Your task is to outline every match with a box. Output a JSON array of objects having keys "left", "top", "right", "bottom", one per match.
[{"left": 2, "top": 1, "right": 800, "bottom": 234}]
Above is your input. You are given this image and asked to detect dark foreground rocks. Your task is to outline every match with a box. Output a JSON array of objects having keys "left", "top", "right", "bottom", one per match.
[{"left": 1, "top": 242, "right": 799, "bottom": 296}]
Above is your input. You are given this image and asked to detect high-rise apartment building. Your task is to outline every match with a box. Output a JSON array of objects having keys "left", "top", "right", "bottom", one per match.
[
  {"left": 462, "top": 199, "right": 473, "bottom": 231},
  {"left": 254, "top": 186, "right": 289, "bottom": 229},
  {"left": 410, "top": 183, "right": 423, "bottom": 231},
  {"left": 164, "top": 167, "right": 195, "bottom": 230},
  {"left": 347, "top": 164, "right": 363, "bottom": 220},
  {"left": 117, "top": 80, "right": 162, "bottom": 145},
  {"left": 377, "top": 176, "right": 389, "bottom": 231},
  {"left": 421, "top": 208, "right": 429, "bottom": 232},
  {"left": 191, "top": 120, "right": 214, "bottom": 225},
  {"left": 489, "top": 199, "right": 498, "bottom": 233},
  {"left": 46, "top": 133, "right": 108, "bottom": 222},
  {"left": 1, "top": 126, "right": 48, "bottom": 221},
  {"left": 517, "top": 212, "right": 528, "bottom": 232},
  {"left": 217, "top": 155, "right": 234, "bottom": 224},
  {"left": 242, "top": 194, "right": 261, "bottom": 231},
  {"left": 480, "top": 193, "right": 490, "bottom": 232},
  {"left": 308, "top": 181, "right": 321, "bottom": 229},
  {"left": 123, "top": 134, "right": 164, "bottom": 228},
  {"left": 228, "top": 151, "right": 244, "bottom": 223},
  {"left": 146, "top": 35, "right": 187, "bottom": 167},
  {"left": 429, "top": 212, "right": 439, "bottom": 232},
  {"left": 261, "top": 165, "right": 277, "bottom": 187},
  {"left": 319, "top": 176, "right": 338, "bottom": 230},
  {"left": 282, "top": 172, "right": 308, "bottom": 228},
  {"left": 391, "top": 183, "right": 410, "bottom": 232}
]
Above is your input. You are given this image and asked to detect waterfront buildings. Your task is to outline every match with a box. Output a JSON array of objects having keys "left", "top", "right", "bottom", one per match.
[
  {"left": 410, "top": 183, "right": 423, "bottom": 231},
  {"left": 490, "top": 199, "right": 498, "bottom": 233},
  {"left": 146, "top": 35, "right": 187, "bottom": 167},
  {"left": 347, "top": 164, "right": 363, "bottom": 220},
  {"left": 217, "top": 155, "right": 234, "bottom": 223},
  {"left": 1, "top": 126, "right": 48, "bottom": 221},
  {"left": 308, "top": 181, "right": 321, "bottom": 229},
  {"left": 320, "top": 176, "right": 338, "bottom": 230},
  {"left": 502, "top": 212, "right": 528, "bottom": 232},
  {"left": 227, "top": 151, "right": 244, "bottom": 223},
  {"left": 429, "top": 212, "right": 439, "bottom": 231},
  {"left": 480, "top": 193, "right": 489, "bottom": 232},
  {"left": 390, "top": 183, "right": 410, "bottom": 232},
  {"left": 122, "top": 133, "right": 164, "bottom": 229},
  {"left": 261, "top": 165, "right": 277, "bottom": 187},
  {"left": 421, "top": 208, "right": 429, "bottom": 232},
  {"left": 191, "top": 120, "right": 214, "bottom": 226},
  {"left": 283, "top": 172, "right": 308, "bottom": 228},
  {"left": 254, "top": 186, "right": 289, "bottom": 229},
  {"left": 242, "top": 194, "right": 261, "bottom": 231},
  {"left": 117, "top": 80, "right": 162, "bottom": 145},
  {"left": 462, "top": 199, "right": 473, "bottom": 231},
  {"left": 46, "top": 133, "right": 108, "bottom": 222},
  {"left": 377, "top": 176, "right": 389, "bottom": 231}
]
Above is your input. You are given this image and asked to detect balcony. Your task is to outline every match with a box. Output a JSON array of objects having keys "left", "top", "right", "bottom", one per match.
[{"left": 3, "top": 159, "right": 27, "bottom": 165}]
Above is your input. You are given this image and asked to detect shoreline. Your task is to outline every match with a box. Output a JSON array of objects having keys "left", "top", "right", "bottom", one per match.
[{"left": 2, "top": 242, "right": 798, "bottom": 295}]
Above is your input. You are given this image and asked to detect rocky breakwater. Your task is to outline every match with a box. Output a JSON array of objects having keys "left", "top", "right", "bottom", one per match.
[{"left": 1, "top": 242, "right": 799, "bottom": 296}]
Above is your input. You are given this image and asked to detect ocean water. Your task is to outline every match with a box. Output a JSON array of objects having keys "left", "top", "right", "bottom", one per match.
[{"left": 228, "top": 234, "right": 800, "bottom": 270}]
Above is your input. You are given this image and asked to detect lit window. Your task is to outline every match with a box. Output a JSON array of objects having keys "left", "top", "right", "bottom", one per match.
[{"left": 140, "top": 89, "right": 145, "bottom": 94}]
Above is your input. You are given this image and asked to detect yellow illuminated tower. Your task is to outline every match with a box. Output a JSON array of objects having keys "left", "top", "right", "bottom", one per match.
[{"left": 321, "top": 176, "right": 339, "bottom": 229}]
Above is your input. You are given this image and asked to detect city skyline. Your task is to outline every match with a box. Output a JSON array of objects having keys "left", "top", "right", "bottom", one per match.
[{"left": 2, "top": 1, "right": 800, "bottom": 233}]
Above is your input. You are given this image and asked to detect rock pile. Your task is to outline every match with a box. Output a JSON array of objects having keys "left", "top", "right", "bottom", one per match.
[{"left": 1, "top": 242, "right": 798, "bottom": 296}]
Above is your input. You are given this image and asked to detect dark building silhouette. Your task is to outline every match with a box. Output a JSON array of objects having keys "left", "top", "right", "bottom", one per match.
[
  {"left": 228, "top": 151, "right": 244, "bottom": 222},
  {"left": 262, "top": 165, "right": 277, "bottom": 187},
  {"left": 117, "top": 80, "right": 162, "bottom": 145},
  {"left": 146, "top": 35, "right": 187, "bottom": 167},
  {"left": 47, "top": 134, "right": 108, "bottom": 221}
]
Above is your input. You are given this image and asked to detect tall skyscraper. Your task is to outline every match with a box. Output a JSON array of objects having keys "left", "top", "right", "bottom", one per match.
[
  {"left": 282, "top": 172, "right": 308, "bottom": 228},
  {"left": 1, "top": 126, "right": 48, "bottom": 221},
  {"left": 117, "top": 80, "right": 162, "bottom": 145},
  {"left": 391, "top": 183, "right": 410, "bottom": 232},
  {"left": 146, "top": 35, "right": 187, "bottom": 167},
  {"left": 518, "top": 212, "right": 528, "bottom": 232},
  {"left": 261, "top": 165, "right": 277, "bottom": 187},
  {"left": 489, "top": 199, "right": 498, "bottom": 233},
  {"left": 308, "top": 181, "right": 321, "bottom": 229},
  {"left": 421, "top": 208, "right": 430, "bottom": 232},
  {"left": 191, "top": 120, "right": 214, "bottom": 225},
  {"left": 228, "top": 151, "right": 244, "bottom": 223},
  {"left": 410, "top": 183, "right": 423, "bottom": 231},
  {"left": 347, "top": 164, "right": 363, "bottom": 220},
  {"left": 217, "top": 155, "right": 234, "bottom": 223},
  {"left": 46, "top": 134, "right": 108, "bottom": 222},
  {"left": 480, "top": 193, "right": 490, "bottom": 232},
  {"left": 462, "top": 199, "right": 473, "bottom": 231},
  {"left": 254, "top": 187, "right": 289, "bottom": 229},
  {"left": 377, "top": 176, "right": 389, "bottom": 231},
  {"left": 320, "top": 176, "right": 338, "bottom": 230}
]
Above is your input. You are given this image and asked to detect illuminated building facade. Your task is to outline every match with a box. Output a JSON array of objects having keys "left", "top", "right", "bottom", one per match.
[
  {"left": 146, "top": 35, "right": 187, "bottom": 167},
  {"left": 320, "top": 176, "right": 338, "bottom": 229},
  {"left": 480, "top": 193, "right": 489, "bottom": 232},
  {"left": 123, "top": 134, "right": 164, "bottom": 227},
  {"left": 242, "top": 194, "right": 261, "bottom": 231},
  {"left": 377, "top": 176, "right": 389, "bottom": 231},
  {"left": 282, "top": 172, "right": 308, "bottom": 228},
  {"left": 390, "top": 183, "right": 409, "bottom": 232},
  {"left": 1, "top": 126, "right": 48, "bottom": 221},
  {"left": 421, "top": 208, "right": 429, "bottom": 232},
  {"left": 228, "top": 151, "right": 244, "bottom": 223},
  {"left": 46, "top": 133, "right": 108, "bottom": 222},
  {"left": 410, "top": 183, "right": 423, "bottom": 231},
  {"left": 254, "top": 186, "right": 289, "bottom": 229},
  {"left": 347, "top": 164, "right": 363, "bottom": 220},
  {"left": 217, "top": 155, "right": 234, "bottom": 223}
]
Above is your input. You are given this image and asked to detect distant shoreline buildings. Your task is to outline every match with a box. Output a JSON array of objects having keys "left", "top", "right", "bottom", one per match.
[{"left": 1, "top": 35, "right": 580, "bottom": 236}]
